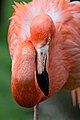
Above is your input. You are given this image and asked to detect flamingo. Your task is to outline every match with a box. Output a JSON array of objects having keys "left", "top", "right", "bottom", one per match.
[{"left": 8, "top": 0, "right": 80, "bottom": 119}]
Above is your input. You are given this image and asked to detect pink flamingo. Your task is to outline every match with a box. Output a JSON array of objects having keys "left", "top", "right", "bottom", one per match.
[{"left": 8, "top": 0, "right": 80, "bottom": 119}]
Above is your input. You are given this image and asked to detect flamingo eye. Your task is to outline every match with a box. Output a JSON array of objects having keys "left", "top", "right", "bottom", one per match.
[{"left": 47, "top": 36, "right": 51, "bottom": 45}]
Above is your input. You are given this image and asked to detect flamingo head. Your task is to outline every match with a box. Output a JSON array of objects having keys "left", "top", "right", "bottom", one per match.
[
  {"left": 30, "top": 14, "right": 55, "bottom": 96},
  {"left": 30, "top": 14, "right": 55, "bottom": 48}
]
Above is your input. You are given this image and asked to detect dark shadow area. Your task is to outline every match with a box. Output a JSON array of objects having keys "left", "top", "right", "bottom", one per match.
[
  {"left": 71, "top": 0, "right": 80, "bottom": 1},
  {"left": 0, "top": 0, "right": 2, "bottom": 21}
]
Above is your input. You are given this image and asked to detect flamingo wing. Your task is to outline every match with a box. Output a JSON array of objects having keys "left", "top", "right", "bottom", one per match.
[{"left": 61, "top": 1, "right": 80, "bottom": 107}]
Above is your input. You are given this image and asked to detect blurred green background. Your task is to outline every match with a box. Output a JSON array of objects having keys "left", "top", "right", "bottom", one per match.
[{"left": 0, "top": 0, "right": 80, "bottom": 120}]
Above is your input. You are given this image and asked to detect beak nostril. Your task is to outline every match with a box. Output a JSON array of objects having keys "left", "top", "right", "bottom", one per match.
[{"left": 41, "top": 52, "right": 43, "bottom": 55}]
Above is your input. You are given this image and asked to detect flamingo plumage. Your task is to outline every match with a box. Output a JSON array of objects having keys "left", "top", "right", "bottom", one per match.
[{"left": 8, "top": 0, "right": 80, "bottom": 115}]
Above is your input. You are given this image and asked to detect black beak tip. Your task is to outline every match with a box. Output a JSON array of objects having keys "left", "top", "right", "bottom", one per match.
[
  {"left": 43, "top": 88, "right": 49, "bottom": 96},
  {"left": 36, "top": 70, "right": 49, "bottom": 96}
]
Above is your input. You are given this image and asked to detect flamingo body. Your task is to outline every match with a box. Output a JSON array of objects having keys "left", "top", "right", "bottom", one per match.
[{"left": 8, "top": 0, "right": 80, "bottom": 108}]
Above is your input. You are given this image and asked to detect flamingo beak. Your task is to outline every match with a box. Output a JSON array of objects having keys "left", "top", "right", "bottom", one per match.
[{"left": 36, "top": 44, "right": 49, "bottom": 96}]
